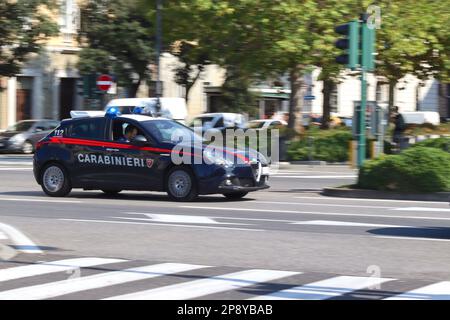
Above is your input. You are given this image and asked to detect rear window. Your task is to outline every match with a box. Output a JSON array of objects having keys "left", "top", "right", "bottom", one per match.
[{"left": 69, "top": 118, "right": 105, "bottom": 140}]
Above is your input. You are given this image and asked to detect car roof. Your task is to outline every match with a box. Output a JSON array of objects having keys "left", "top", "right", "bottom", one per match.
[
  {"left": 63, "top": 114, "right": 170, "bottom": 123},
  {"left": 118, "top": 114, "right": 170, "bottom": 122}
]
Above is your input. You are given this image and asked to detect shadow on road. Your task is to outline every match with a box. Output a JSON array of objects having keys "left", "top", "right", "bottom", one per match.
[
  {"left": 368, "top": 227, "right": 450, "bottom": 240},
  {"left": 0, "top": 191, "right": 255, "bottom": 203}
]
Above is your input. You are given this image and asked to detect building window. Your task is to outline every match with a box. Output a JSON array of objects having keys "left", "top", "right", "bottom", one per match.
[
  {"left": 330, "top": 84, "right": 338, "bottom": 113},
  {"left": 59, "top": 0, "right": 79, "bottom": 34}
]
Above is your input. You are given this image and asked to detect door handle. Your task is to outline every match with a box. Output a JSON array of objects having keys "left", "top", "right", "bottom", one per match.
[{"left": 106, "top": 148, "right": 120, "bottom": 152}]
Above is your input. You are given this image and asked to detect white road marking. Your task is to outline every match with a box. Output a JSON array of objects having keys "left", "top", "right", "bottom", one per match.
[
  {"left": 292, "top": 220, "right": 408, "bottom": 228},
  {"left": 104, "top": 269, "right": 299, "bottom": 300},
  {"left": 373, "top": 236, "right": 450, "bottom": 242},
  {"left": 272, "top": 170, "right": 357, "bottom": 174},
  {"left": 0, "top": 222, "right": 42, "bottom": 253},
  {"left": 0, "top": 263, "right": 208, "bottom": 300},
  {"left": 385, "top": 281, "right": 450, "bottom": 300},
  {"left": 0, "top": 167, "right": 33, "bottom": 171},
  {"left": 392, "top": 207, "right": 450, "bottom": 212},
  {"left": 294, "top": 196, "right": 448, "bottom": 205},
  {"left": 181, "top": 206, "right": 450, "bottom": 222},
  {"left": 113, "top": 216, "right": 249, "bottom": 226},
  {"left": 59, "top": 218, "right": 264, "bottom": 232},
  {"left": 125, "top": 213, "right": 248, "bottom": 225},
  {"left": 250, "top": 276, "right": 394, "bottom": 300},
  {"left": 0, "top": 197, "right": 80, "bottom": 203},
  {"left": 0, "top": 258, "right": 126, "bottom": 282},
  {"left": 258, "top": 201, "right": 395, "bottom": 209},
  {"left": 271, "top": 175, "right": 356, "bottom": 179}
]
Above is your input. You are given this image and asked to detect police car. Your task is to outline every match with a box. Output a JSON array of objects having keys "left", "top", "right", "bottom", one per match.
[{"left": 33, "top": 108, "right": 270, "bottom": 201}]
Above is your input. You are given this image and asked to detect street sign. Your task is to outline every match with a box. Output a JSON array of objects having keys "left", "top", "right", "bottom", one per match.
[
  {"left": 304, "top": 95, "right": 316, "bottom": 100},
  {"left": 96, "top": 74, "right": 113, "bottom": 91}
]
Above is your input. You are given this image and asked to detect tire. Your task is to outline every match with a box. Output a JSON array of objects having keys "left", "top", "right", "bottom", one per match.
[
  {"left": 223, "top": 192, "right": 248, "bottom": 200},
  {"left": 22, "top": 141, "right": 34, "bottom": 154},
  {"left": 101, "top": 189, "right": 122, "bottom": 196},
  {"left": 41, "top": 163, "right": 72, "bottom": 197},
  {"left": 166, "top": 167, "right": 198, "bottom": 202}
]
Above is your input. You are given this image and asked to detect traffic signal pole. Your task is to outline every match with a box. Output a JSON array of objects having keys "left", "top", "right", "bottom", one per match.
[
  {"left": 335, "top": 14, "right": 375, "bottom": 168},
  {"left": 358, "top": 68, "right": 367, "bottom": 167}
]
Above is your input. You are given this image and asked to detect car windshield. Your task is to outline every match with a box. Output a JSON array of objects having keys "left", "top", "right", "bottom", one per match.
[
  {"left": 7, "top": 121, "right": 36, "bottom": 132},
  {"left": 141, "top": 120, "right": 203, "bottom": 144},
  {"left": 249, "top": 121, "right": 265, "bottom": 128}
]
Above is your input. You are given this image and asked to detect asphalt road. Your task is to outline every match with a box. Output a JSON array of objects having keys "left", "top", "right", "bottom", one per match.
[{"left": 1, "top": 154, "right": 450, "bottom": 300}]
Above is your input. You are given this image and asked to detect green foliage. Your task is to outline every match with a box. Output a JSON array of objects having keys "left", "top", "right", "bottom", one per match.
[
  {"left": 358, "top": 147, "right": 450, "bottom": 192},
  {"left": 77, "top": 0, "right": 155, "bottom": 97},
  {"left": 287, "top": 128, "right": 353, "bottom": 162},
  {"left": 0, "top": 0, "right": 57, "bottom": 77},
  {"left": 411, "top": 137, "right": 450, "bottom": 152}
]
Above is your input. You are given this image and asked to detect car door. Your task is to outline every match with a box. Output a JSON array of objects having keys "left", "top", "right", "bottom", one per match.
[
  {"left": 67, "top": 118, "right": 109, "bottom": 185},
  {"left": 103, "top": 119, "right": 163, "bottom": 190}
]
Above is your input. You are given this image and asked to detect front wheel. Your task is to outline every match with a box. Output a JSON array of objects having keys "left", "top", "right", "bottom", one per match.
[
  {"left": 223, "top": 192, "right": 248, "bottom": 200},
  {"left": 166, "top": 167, "right": 198, "bottom": 202},
  {"left": 41, "top": 163, "right": 72, "bottom": 197}
]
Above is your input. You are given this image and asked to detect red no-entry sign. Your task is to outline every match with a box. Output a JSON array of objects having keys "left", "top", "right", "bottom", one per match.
[{"left": 96, "top": 74, "right": 113, "bottom": 91}]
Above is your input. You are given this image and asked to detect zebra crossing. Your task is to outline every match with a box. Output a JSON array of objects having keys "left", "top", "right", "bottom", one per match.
[{"left": 0, "top": 255, "right": 449, "bottom": 300}]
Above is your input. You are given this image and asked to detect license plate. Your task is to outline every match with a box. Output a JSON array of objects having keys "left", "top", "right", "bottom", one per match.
[{"left": 261, "top": 166, "right": 270, "bottom": 175}]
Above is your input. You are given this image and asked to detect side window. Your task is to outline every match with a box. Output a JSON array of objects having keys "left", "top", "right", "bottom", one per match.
[
  {"left": 111, "top": 120, "right": 147, "bottom": 143},
  {"left": 69, "top": 118, "right": 105, "bottom": 140}
]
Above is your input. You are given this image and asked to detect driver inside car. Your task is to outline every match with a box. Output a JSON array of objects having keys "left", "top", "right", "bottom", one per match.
[{"left": 117, "top": 125, "right": 138, "bottom": 143}]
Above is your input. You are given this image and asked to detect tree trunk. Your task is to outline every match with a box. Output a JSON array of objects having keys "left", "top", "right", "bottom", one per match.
[
  {"left": 128, "top": 78, "right": 141, "bottom": 98},
  {"left": 288, "top": 66, "right": 304, "bottom": 132},
  {"left": 184, "top": 67, "right": 202, "bottom": 106},
  {"left": 321, "top": 79, "right": 333, "bottom": 129}
]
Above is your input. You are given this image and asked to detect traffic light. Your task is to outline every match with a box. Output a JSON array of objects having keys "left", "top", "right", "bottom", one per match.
[{"left": 334, "top": 21, "right": 359, "bottom": 70}]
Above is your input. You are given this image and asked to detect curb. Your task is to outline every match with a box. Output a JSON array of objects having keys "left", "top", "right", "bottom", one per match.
[{"left": 322, "top": 187, "right": 450, "bottom": 202}]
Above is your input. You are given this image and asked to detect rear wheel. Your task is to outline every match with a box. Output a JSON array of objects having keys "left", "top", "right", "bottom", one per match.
[
  {"left": 166, "top": 167, "right": 198, "bottom": 202},
  {"left": 101, "top": 189, "right": 122, "bottom": 196},
  {"left": 41, "top": 163, "right": 71, "bottom": 197},
  {"left": 223, "top": 192, "right": 248, "bottom": 200}
]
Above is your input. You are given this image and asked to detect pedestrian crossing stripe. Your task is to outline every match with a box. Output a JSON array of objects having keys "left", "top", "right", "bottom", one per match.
[
  {"left": 0, "top": 263, "right": 208, "bottom": 300},
  {"left": 0, "top": 257, "right": 448, "bottom": 300},
  {"left": 104, "top": 269, "right": 300, "bottom": 300},
  {"left": 249, "top": 276, "right": 394, "bottom": 300}
]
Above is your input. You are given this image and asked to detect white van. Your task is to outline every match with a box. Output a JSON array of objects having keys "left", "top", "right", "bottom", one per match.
[{"left": 105, "top": 97, "right": 188, "bottom": 123}]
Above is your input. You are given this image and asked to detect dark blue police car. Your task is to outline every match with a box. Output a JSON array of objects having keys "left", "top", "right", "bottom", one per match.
[{"left": 33, "top": 109, "right": 270, "bottom": 201}]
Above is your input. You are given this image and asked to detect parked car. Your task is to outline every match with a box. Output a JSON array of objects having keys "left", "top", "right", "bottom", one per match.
[
  {"left": 190, "top": 113, "right": 248, "bottom": 134},
  {"left": 105, "top": 97, "right": 188, "bottom": 124},
  {"left": 0, "top": 119, "right": 60, "bottom": 154},
  {"left": 248, "top": 119, "right": 287, "bottom": 130}
]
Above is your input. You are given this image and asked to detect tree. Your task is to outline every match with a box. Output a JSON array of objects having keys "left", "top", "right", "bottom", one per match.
[
  {"left": 375, "top": 0, "right": 450, "bottom": 115},
  {"left": 77, "top": 0, "right": 155, "bottom": 97},
  {"left": 170, "top": 40, "right": 209, "bottom": 105},
  {"left": 0, "top": 0, "right": 57, "bottom": 77}
]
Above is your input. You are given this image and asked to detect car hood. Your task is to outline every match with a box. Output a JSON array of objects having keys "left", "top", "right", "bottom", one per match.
[{"left": 171, "top": 142, "right": 269, "bottom": 165}]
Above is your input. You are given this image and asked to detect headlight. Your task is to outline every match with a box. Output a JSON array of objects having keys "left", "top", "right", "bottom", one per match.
[
  {"left": 203, "top": 149, "right": 234, "bottom": 167},
  {"left": 9, "top": 133, "right": 25, "bottom": 145}
]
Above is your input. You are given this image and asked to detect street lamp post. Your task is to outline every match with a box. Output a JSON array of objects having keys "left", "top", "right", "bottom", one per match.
[{"left": 155, "top": 0, "right": 162, "bottom": 112}]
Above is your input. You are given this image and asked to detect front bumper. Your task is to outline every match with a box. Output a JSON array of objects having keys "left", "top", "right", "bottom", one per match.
[
  {"left": 197, "top": 164, "right": 270, "bottom": 195},
  {"left": 0, "top": 140, "right": 23, "bottom": 152}
]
